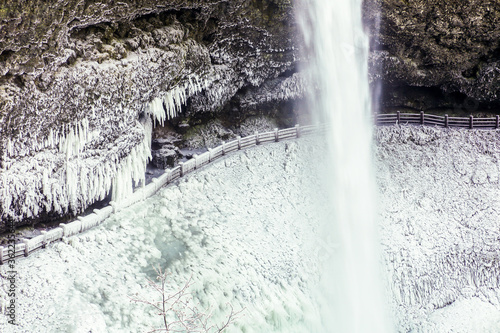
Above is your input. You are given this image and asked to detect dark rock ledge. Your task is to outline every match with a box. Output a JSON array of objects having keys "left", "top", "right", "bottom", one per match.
[{"left": 363, "top": 0, "right": 500, "bottom": 113}]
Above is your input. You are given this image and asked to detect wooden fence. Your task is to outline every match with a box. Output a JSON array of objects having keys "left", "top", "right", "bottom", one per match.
[
  {"left": 376, "top": 111, "right": 500, "bottom": 129},
  {"left": 0, "top": 123, "right": 323, "bottom": 264}
]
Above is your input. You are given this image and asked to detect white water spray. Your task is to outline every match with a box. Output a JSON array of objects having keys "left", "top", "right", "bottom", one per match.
[{"left": 297, "top": 0, "right": 393, "bottom": 331}]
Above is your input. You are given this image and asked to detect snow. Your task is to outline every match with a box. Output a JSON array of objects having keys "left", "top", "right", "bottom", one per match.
[
  {"left": 376, "top": 125, "right": 500, "bottom": 332},
  {"left": 2, "top": 125, "right": 500, "bottom": 332},
  {"left": 0, "top": 136, "right": 329, "bottom": 333}
]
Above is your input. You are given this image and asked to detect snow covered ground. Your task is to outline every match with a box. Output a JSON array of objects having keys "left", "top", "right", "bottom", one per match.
[
  {"left": 376, "top": 125, "right": 500, "bottom": 333},
  {"left": 0, "top": 136, "right": 331, "bottom": 333},
  {"left": 2, "top": 125, "right": 500, "bottom": 332}
]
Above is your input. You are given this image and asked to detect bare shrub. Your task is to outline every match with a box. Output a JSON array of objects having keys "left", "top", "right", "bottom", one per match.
[{"left": 130, "top": 266, "right": 242, "bottom": 332}]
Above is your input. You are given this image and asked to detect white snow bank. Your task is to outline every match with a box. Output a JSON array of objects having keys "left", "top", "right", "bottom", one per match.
[
  {"left": 0, "top": 136, "right": 330, "bottom": 333},
  {"left": 3, "top": 124, "right": 500, "bottom": 333},
  {"left": 376, "top": 125, "right": 500, "bottom": 332}
]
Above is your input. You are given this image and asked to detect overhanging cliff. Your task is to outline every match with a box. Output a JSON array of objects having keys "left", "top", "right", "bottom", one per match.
[{"left": 0, "top": 0, "right": 305, "bottom": 230}]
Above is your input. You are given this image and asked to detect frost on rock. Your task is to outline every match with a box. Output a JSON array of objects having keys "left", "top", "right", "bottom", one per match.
[
  {"left": 187, "top": 65, "right": 242, "bottom": 113},
  {"left": 146, "top": 74, "right": 207, "bottom": 126},
  {"left": 0, "top": 67, "right": 211, "bottom": 226},
  {"left": 0, "top": 117, "right": 152, "bottom": 226},
  {"left": 375, "top": 125, "right": 500, "bottom": 331}
]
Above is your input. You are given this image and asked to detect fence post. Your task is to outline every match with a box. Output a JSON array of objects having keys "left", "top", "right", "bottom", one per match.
[
  {"left": 179, "top": 161, "right": 184, "bottom": 177},
  {"left": 496, "top": 115, "right": 499, "bottom": 129},
  {"left": 0, "top": 246, "right": 4, "bottom": 264},
  {"left": 237, "top": 136, "right": 241, "bottom": 149},
  {"left": 274, "top": 128, "right": 279, "bottom": 142},
  {"left": 151, "top": 178, "right": 159, "bottom": 192},
  {"left": 193, "top": 154, "right": 199, "bottom": 169},
  {"left": 41, "top": 230, "right": 48, "bottom": 248},
  {"left": 23, "top": 239, "right": 29, "bottom": 256},
  {"left": 420, "top": 111, "right": 424, "bottom": 125},
  {"left": 60, "top": 223, "right": 67, "bottom": 237},
  {"left": 221, "top": 141, "right": 226, "bottom": 155},
  {"left": 208, "top": 148, "right": 212, "bottom": 162},
  {"left": 469, "top": 115, "right": 473, "bottom": 129},
  {"left": 165, "top": 168, "right": 172, "bottom": 183},
  {"left": 295, "top": 124, "right": 300, "bottom": 138},
  {"left": 397, "top": 111, "right": 400, "bottom": 124},
  {"left": 110, "top": 202, "right": 119, "bottom": 213},
  {"left": 445, "top": 114, "right": 449, "bottom": 128},
  {"left": 255, "top": 131, "right": 260, "bottom": 145}
]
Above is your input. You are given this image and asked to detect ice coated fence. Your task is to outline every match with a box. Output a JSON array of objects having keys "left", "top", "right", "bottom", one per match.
[
  {"left": 3, "top": 111, "right": 496, "bottom": 263},
  {"left": 0, "top": 124, "right": 321, "bottom": 264},
  {"left": 376, "top": 111, "right": 500, "bottom": 129}
]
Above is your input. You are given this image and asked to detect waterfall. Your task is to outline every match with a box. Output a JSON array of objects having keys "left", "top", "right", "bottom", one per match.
[{"left": 296, "top": 0, "right": 394, "bottom": 331}]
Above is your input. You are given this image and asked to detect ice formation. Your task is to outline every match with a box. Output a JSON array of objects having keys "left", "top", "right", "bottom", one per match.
[
  {"left": 0, "top": 117, "right": 152, "bottom": 221},
  {"left": 3, "top": 118, "right": 98, "bottom": 161},
  {"left": 1, "top": 70, "right": 213, "bottom": 221},
  {"left": 146, "top": 74, "right": 208, "bottom": 126},
  {"left": 111, "top": 118, "right": 152, "bottom": 202},
  {"left": 375, "top": 125, "right": 500, "bottom": 332}
]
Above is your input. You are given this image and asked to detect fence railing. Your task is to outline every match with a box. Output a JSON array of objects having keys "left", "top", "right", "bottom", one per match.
[
  {"left": 375, "top": 111, "right": 500, "bottom": 129},
  {"left": 0, "top": 123, "right": 326, "bottom": 264}
]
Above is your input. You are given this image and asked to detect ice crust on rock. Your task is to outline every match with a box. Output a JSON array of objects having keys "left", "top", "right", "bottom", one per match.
[
  {"left": 146, "top": 74, "right": 208, "bottom": 126},
  {"left": 0, "top": 118, "right": 152, "bottom": 223},
  {"left": 375, "top": 125, "right": 500, "bottom": 332}
]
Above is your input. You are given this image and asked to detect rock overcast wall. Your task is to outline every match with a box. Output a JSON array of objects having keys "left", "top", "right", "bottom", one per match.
[
  {"left": 2, "top": 0, "right": 499, "bottom": 228},
  {"left": 0, "top": 0, "right": 302, "bottom": 229},
  {"left": 363, "top": 0, "right": 500, "bottom": 112}
]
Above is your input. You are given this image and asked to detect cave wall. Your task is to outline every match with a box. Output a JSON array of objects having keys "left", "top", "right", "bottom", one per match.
[
  {"left": 363, "top": 0, "right": 500, "bottom": 113},
  {"left": 0, "top": 0, "right": 305, "bottom": 229}
]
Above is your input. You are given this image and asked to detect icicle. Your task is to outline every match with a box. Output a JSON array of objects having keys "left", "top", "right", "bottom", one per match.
[
  {"left": 194, "top": 76, "right": 201, "bottom": 93},
  {"left": 188, "top": 77, "right": 195, "bottom": 95},
  {"left": 110, "top": 118, "right": 152, "bottom": 202},
  {"left": 80, "top": 166, "right": 89, "bottom": 207},
  {"left": 48, "top": 129, "right": 53, "bottom": 148},
  {"left": 78, "top": 122, "right": 84, "bottom": 147},
  {"left": 7, "top": 137, "right": 12, "bottom": 157}
]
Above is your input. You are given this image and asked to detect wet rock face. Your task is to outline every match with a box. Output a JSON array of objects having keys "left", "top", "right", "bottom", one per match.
[
  {"left": 0, "top": 0, "right": 301, "bottom": 229},
  {"left": 363, "top": 0, "right": 500, "bottom": 112}
]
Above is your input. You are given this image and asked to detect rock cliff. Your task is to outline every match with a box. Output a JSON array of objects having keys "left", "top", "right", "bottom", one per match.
[
  {"left": 363, "top": 0, "right": 500, "bottom": 113},
  {"left": 2, "top": 0, "right": 499, "bottom": 229},
  {"left": 0, "top": 0, "right": 304, "bottom": 230}
]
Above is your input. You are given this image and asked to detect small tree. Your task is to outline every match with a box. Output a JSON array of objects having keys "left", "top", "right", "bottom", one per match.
[{"left": 130, "top": 265, "right": 242, "bottom": 333}]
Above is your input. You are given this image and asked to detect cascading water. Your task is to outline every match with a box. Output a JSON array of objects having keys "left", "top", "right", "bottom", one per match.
[{"left": 296, "top": 0, "right": 394, "bottom": 331}]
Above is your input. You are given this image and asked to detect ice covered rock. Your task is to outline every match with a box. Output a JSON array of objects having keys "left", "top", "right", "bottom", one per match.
[{"left": 152, "top": 145, "right": 181, "bottom": 169}]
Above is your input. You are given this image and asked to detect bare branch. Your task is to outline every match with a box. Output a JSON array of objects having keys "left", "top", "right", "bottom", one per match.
[{"left": 129, "top": 265, "right": 242, "bottom": 332}]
